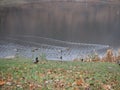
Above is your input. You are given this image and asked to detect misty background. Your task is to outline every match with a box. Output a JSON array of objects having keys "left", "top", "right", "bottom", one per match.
[{"left": 0, "top": 1, "right": 120, "bottom": 47}]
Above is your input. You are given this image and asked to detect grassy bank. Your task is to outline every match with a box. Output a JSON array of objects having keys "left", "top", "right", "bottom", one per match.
[{"left": 0, "top": 58, "right": 120, "bottom": 90}]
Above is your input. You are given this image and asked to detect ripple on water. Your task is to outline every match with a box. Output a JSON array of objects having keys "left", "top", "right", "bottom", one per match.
[{"left": 0, "top": 37, "right": 110, "bottom": 60}]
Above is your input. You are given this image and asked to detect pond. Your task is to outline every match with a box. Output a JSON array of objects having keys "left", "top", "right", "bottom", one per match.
[{"left": 0, "top": 35, "right": 110, "bottom": 61}]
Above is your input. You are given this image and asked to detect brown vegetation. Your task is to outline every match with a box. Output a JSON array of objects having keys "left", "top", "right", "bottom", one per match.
[
  {"left": 74, "top": 49, "right": 120, "bottom": 63},
  {"left": 102, "top": 49, "right": 115, "bottom": 62}
]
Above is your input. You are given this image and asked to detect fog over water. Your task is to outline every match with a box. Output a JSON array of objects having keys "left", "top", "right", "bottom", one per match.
[{"left": 0, "top": 1, "right": 120, "bottom": 60}]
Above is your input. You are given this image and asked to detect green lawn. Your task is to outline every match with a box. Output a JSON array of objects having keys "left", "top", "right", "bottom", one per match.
[{"left": 0, "top": 58, "right": 120, "bottom": 90}]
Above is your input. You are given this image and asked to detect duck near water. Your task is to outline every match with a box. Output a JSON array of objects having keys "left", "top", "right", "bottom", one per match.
[{"left": 33, "top": 57, "right": 39, "bottom": 64}]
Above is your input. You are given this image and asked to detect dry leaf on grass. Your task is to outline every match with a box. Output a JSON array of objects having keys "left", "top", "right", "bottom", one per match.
[
  {"left": 6, "top": 81, "right": 12, "bottom": 85},
  {"left": 0, "top": 80, "right": 5, "bottom": 86},
  {"left": 72, "top": 77, "right": 85, "bottom": 86},
  {"left": 29, "top": 84, "right": 35, "bottom": 90},
  {"left": 102, "top": 84, "right": 112, "bottom": 90},
  {"left": 76, "top": 78, "right": 84, "bottom": 86}
]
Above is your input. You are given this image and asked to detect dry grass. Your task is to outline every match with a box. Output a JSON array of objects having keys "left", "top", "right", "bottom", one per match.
[{"left": 74, "top": 49, "right": 120, "bottom": 63}]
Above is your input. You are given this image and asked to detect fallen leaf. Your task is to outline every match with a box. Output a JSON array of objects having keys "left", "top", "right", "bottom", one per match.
[
  {"left": 17, "top": 84, "right": 23, "bottom": 88},
  {"left": 0, "top": 80, "right": 5, "bottom": 86},
  {"left": 6, "top": 82, "right": 12, "bottom": 86},
  {"left": 102, "top": 84, "right": 112, "bottom": 90},
  {"left": 74, "top": 87, "right": 79, "bottom": 90},
  {"left": 29, "top": 84, "right": 34, "bottom": 90},
  {"left": 76, "top": 78, "right": 84, "bottom": 86}
]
